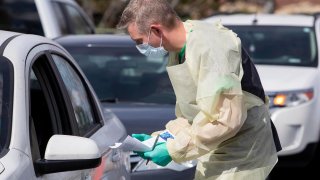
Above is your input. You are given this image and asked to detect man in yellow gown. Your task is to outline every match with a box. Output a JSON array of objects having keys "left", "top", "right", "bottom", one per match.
[{"left": 117, "top": 0, "right": 281, "bottom": 179}]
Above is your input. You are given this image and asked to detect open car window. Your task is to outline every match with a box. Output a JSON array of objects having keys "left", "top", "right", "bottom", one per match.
[
  {"left": 29, "top": 54, "right": 74, "bottom": 161},
  {"left": 51, "top": 54, "right": 100, "bottom": 136},
  {"left": 0, "top": 57, "right": 13, "bottom": 157}
]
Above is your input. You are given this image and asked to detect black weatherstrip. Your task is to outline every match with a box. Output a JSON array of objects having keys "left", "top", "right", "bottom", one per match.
[
  {"left": 0, "top": 35, "right": 21, "bottom": 55},
  {"left": 241, "top": 47, "right": 282, "bottom": 152}
]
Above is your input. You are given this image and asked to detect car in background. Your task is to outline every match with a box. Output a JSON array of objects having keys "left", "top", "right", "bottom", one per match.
[
  {"left": 0, "top": 30, "right": 130, "bottom": 179},
  {"left": 0, "top": 0, "right": 95, "bottom": 39},
  {"left": 56, "top": 35, "right": 176, "bottom": 136},
  {"left": 205, "top": 14, "right": 320, "bottom": 167},
  {"left": 55, "top": 34, "right": 196, "bottom": 180}
]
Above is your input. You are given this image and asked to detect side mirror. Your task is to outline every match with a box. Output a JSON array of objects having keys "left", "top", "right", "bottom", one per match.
[{"left": 35, "top": 135, "right": 101, "bottom": 175}]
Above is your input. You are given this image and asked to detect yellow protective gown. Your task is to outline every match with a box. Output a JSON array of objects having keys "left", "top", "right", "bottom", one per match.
[{"left": 162, "top": 20, "right": 278, "bottom": 180}]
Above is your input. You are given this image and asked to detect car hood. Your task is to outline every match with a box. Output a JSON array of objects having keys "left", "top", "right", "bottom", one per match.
[
  {"left": 256, "top": 65, "right": 318, "bottom": 92},
  {"left": 101, "top": 102, "right": 176, "bottom": 135}
]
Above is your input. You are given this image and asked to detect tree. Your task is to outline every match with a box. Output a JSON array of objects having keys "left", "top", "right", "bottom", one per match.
[{"left": 76, "top": 0, "right": 275, "bottom": 29}]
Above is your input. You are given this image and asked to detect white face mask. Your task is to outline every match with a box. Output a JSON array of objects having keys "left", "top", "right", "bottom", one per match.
[{"left": 136, "top": 29, "right": 168, "bottom": 58}]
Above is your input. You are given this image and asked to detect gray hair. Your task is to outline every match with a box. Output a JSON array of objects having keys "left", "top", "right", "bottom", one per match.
[{"left": 117, "top": 0, "right": 179, "bottom": 35}]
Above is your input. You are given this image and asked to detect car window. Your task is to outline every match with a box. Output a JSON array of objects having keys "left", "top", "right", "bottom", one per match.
[
  {"left": 0, "top": 0, "right": 44, "bottom": 36},
  {"left": 65, "top": 46, "right": 176, "bottom": 105},
  {"left": 228, "top": 26, "right": 318, "bottom": 67},
  {"left": 0, "top": 74, "right": 2, "bottom": 119},
  {"left": 0, "top": 57, "right": 13, "bottom": 156},
  {"left": 51, "top": 54, "right": 98, "bottom": 135},
  {"left": 29, "top": 55, "right": 73, "bottom": 160},
  {"left": 52, "top": 2, "right": 68, "bottom": 35},
  {"left": 60, "top": 3, "right": 92, "bottom": 34},
  {"left": 0, "top": 74, "right": 3, "bottom": 126}
]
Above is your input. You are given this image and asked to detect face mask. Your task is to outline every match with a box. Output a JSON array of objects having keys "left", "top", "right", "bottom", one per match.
[{"left": 136, "top": 29, "right": 168, "bottom": 58}]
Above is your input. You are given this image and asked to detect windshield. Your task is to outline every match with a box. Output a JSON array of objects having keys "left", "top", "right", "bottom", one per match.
[
  {"left": 228, "top": 26, "right": 318, "bottom": 67},
  {"left": 0, "top": 57, "right": 13, "bottom": 155},
  {"left": 0, "top": 0, "right": 44, "bottom": 36},
  {"left": 65, "top": 46, "right": 176, "bottom": 104}
]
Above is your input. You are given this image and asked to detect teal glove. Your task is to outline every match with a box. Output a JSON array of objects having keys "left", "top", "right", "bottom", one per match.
[
  {"left": 132, "top": 133, "right": 152, "bottom": 159},
  {"left": 132, "top": 133, "right": 152, "bottom": 141},
  {"left": 144, "top": 143, "right": 172, "bottom": 166}
]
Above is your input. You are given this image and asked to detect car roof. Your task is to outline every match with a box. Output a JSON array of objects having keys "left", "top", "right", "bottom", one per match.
[
  {"left": 0, "top": 30, "right": 64, "bottom": 64},
  {"left": 55, "top": 34, "right": 136, "bottom": 48},
  {"left": 204, "top": 14, "right": 315, "bottom": 27}
]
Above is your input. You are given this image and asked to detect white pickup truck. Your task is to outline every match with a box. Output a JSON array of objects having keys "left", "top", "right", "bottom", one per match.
[{"left": 0, "top": 0, "right": 95, "bottom": 38}]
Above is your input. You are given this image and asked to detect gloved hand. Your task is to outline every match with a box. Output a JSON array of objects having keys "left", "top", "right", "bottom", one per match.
[
  {"left": 144, "top": 142, "right": 172, "bottom": 166},
  {"left": 132, "top": 133, "right": 152, "bottom": 141},
  {"left": 132, "top": 133, "right": 152, "bottom": 159}
]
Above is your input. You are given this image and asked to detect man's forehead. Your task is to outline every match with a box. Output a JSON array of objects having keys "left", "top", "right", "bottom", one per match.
[{"left": 127, "top": 23, "right": 146, "bottom": 45}]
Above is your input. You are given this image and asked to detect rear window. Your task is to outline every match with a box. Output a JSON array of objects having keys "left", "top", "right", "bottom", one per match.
[
  {"left": 0, "top": 57, "right": 13, "bottom": 156},
  {"left": 0, "top": 0, "right": 44, "bottom": 36},
  {"left": 52, "top": 2, "right": 94, "bottom": 35},
  {"left": 228, "top": 26, "right": 318, "bottom": 67},
  {"left": 63, "top": 45, "right": 176, "bottom": 105},
  {"left": 62, "top": 3, "right": 93, "bottom": 34}
]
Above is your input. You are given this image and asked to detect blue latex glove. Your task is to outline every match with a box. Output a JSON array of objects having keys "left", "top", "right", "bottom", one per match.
[
  {"left": 132, "top": 133, "right": 152, "bottom": 159},
  {"left": 144, "top": 142, "right": 172, "bottom": 166}
]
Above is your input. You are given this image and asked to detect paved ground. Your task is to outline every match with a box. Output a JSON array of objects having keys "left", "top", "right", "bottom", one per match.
[
  {"left": 269, "top": 148, "right": 320, "bottom": 179},
  {"left": 269, "top": 166, "right": 318, "bottom": 180}
]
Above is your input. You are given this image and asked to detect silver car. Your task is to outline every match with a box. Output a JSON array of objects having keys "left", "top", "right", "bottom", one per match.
[{"left": 0, "top": 30, "right": 130, "bottom": 179}]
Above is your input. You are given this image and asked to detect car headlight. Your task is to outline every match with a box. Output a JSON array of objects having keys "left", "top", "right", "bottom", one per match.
[
  {"left": 132, "top": 159, "right": 197, "bottom": 172},
  {"left": 268, "top": 89, "right": 313, "bottom": 108}
]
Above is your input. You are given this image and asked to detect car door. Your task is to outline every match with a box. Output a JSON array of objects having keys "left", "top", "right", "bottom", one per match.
[
  {"left": 49, "top": 54, "right": 102, "bottom": 137},
  {"left": 26, "top": 45, "right": 102, "bottom": 179},
  {"left": 47, "top": 52, "right": 131, "bottom": 180},
  {"left": 48, "top": 53, "right": 108, "bottom": 180}
]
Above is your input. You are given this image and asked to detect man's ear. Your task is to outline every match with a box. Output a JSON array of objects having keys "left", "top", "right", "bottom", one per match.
[{"left": 150, "top": 24, "right": 163, "bottom": 37}]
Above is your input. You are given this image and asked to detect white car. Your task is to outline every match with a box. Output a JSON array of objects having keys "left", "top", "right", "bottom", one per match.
[
  {"left": 0, "top": 30, "right": 130, "bottom": 179},
  {"left": 0, "top": 0, "right": 95, "bottom": 38},
  {"left": 205, "top": 14, "right": 320, "bottom": 167}
]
